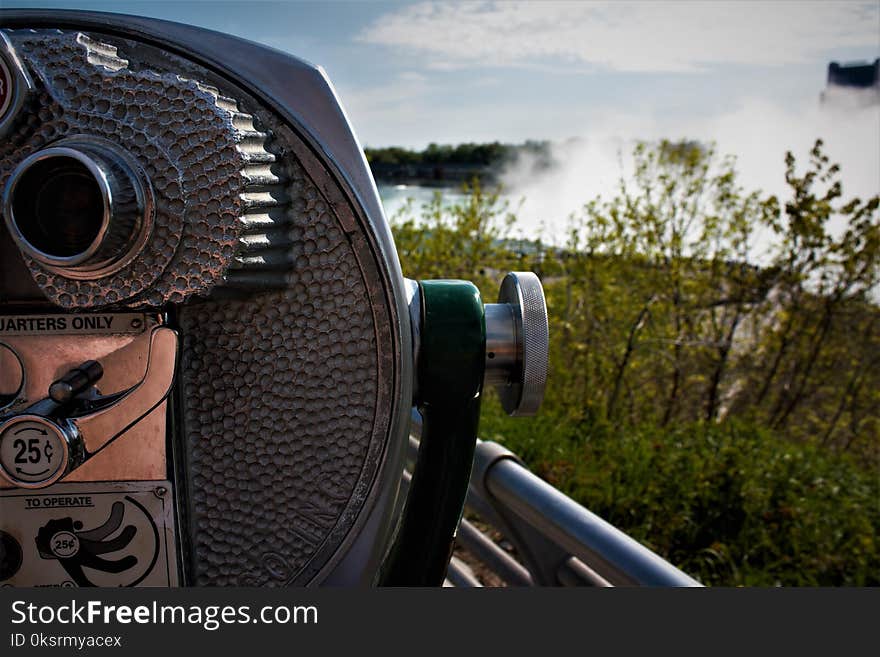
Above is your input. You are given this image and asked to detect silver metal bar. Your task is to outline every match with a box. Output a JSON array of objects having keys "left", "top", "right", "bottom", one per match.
[
  {"left": 407, "top": 434, "right": 420, "bottom": 471},
  {"left": 457, "top": 518, "right": 533, "bottom": 587},
  {"left": 557, "top": 556, "right": 612, "bottom": 587},
  {"left": 446, "top": 556, "right": 482, "bottom": 588},
  {"left": 484, "top": 457, "right": 701, "bottom": 586},
  {"left": 483, "top": 303, "right": 517, "bottom": 386},
  {"left": 408, "top": 409, "right": 700, "bottom": 587}
]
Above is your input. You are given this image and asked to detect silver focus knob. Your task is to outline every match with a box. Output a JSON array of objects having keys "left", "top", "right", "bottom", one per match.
[{"left": 484, "top": 272, "right": 549, "bottom": 416}]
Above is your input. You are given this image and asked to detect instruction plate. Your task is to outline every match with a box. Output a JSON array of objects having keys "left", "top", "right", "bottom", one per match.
[{"left": 0, "top": 480, "right": 178, "bottom": 587}]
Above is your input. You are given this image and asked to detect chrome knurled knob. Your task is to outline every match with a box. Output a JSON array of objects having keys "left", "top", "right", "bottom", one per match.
[{"left": 485, "top": 272, "right": 549, "bottom": 416}]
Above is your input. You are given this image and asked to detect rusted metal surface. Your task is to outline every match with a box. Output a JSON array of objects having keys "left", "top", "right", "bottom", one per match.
[{"left": 0, "top": 316, "right": 169, "bottom": 485}]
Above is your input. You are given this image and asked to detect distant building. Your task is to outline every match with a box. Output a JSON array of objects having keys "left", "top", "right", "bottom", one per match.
[{"left": 820, "top": 58, "right": 880, "bottom": 107}]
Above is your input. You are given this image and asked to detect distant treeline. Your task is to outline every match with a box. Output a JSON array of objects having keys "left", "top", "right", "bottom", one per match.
[{"left": 364, "top": 140, "right": 553, "bottom": 185}]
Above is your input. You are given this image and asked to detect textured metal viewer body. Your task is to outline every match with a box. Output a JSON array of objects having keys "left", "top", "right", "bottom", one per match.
[
  {"left": 0, "top": 9, "right": 553, "bottom": 589},
  {"left": 0, "top": 10, "right": 413, "bottom": 587}
]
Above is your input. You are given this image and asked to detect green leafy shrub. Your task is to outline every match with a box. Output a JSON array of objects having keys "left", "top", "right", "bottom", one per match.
[
  {"left": 388, "top": 138, "right": 879, "bottom": 586},
  {"left": 480, "top": 398, "right": 879, "bottom": 586}
]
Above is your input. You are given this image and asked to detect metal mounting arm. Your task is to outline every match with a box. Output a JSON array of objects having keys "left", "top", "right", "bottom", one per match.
[
  {"left": 381, "top": 280, "right": 485, "bottom": 585},
  {"left": 381, "top": 272, "right": 549, "bottom": 585},
  {"left": 73, "top": 327, "right": 177, "bottom": 455}
]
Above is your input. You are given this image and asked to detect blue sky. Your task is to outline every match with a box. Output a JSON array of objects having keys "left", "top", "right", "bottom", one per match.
[
  {"left": 4, "top": 1, "right": 879, "bottom": 238},
  {"left": 4, "top": 1, "right": 878, "bottom": 147}
]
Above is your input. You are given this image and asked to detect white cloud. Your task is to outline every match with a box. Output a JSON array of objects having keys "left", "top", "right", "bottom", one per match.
[
  {"left": 499, "top": 92, "right": 880, "bottom": 248},
  {"left": 360, "top": 1, "right": 880, "bottom": 73},
  {"left": 338, "top": 71, "right": 432, "bottom": 145}
]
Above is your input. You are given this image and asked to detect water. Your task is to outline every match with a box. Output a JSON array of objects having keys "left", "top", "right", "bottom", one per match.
[{"left": 377, "top": 184, "right": 466, "bottom": 222}]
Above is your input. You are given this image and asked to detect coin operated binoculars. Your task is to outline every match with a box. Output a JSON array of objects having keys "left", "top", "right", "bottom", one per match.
[{"left": 0, "top": 11, "right": 548, "bottom": 587}]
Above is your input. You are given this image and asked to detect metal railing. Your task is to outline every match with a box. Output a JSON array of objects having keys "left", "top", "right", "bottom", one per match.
[{"left": 407, "top": 411, "right": 702, "bottom": 587}]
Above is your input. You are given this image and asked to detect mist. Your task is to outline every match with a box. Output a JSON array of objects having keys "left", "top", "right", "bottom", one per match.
[{"left": 499, "top": 90, "right": 880, "bottom": 250}]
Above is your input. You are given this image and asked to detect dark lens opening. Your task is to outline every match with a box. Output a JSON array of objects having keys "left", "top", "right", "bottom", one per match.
[{"left": 10, "top": 155, "right": 105, "bottom": 259}]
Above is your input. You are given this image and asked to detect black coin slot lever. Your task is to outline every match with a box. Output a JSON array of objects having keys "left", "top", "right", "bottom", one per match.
[{"left": 48, "top": 360, "right": 104, "bottom": 404}]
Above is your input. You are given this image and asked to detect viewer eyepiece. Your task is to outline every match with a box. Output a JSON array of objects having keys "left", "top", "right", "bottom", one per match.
[
  {"left": 11, "top": 153, "right": 106, "bottom": 260},
  {"left": 2, "top": 139, "right": 151, "bottom": 278}
]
